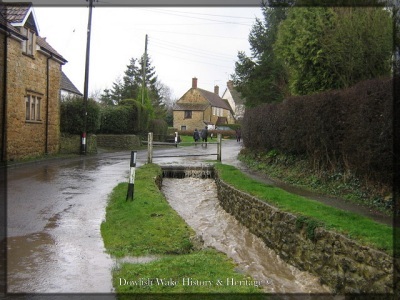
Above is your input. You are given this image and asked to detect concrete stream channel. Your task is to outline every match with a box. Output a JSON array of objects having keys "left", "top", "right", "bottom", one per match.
[{"left": 5, "top": 140, "right": 338, "bottom": 296}]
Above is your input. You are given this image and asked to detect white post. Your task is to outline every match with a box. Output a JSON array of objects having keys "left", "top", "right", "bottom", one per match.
[
  {"left": 174, "top": 131, "right": 178, "bottom": 147},
  {"left": 126, "top": 150, "right": 137, "bottom": 201}
]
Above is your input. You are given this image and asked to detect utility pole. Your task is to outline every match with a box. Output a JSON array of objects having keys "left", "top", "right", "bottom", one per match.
[
  {"left": 81, "top": 0, "right": 96, "bottom": 155},
  {"left": 141, "top": 34, "right": 148, "bottom": 105}
]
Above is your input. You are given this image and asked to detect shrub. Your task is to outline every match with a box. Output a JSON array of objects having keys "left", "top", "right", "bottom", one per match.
[
  {"left": 178, "top": 130, "right": 236, "bottom": 139},
  {"left": 60, "top": 97, "right": 100, "bottom": 134},
  {"left": 100, "top": 106, "right": 133, "bottom": 134},
  {"left": 98, "top": 99, "right": 149, "bottom": 134},
  {"left": 242, "top": 77, "right": 393, "bottom": 185},
  {"left": 149, "top": 119, "right": 168, "bottom": 141}
]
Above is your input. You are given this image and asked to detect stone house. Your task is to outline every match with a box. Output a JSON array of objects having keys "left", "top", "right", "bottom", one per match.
[
  {"left": 173, "top": 77, "right": 234, "bottom": 131},
  {"left": 0, "top": 2, "right": 68, "bottom": 161},
  {"left": 221, "top": 80, "right": 245, "bottom": 121}
]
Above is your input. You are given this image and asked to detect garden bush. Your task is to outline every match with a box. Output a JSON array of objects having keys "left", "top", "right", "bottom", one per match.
[
  {"left": 60, "top": 97, "right": 100, "bottom": 134},
  {"left": 98, "top": 99, "right": 149, "bottom": 134},
  {"left": 149, "top": 119, "right": 168, "bottom": 141}
]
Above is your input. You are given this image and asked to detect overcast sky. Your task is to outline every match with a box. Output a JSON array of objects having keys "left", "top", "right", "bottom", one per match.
[{"left": 32, "top": 5, "right": 263, "bottom": 100}]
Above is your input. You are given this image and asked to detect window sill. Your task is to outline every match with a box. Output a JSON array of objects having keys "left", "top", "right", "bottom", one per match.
[
  {"left": 25, "top": 120, "right": 42, "bottom": 124},
  {"left": 22, "top": 52, "right": 35, "bottom": 59}
]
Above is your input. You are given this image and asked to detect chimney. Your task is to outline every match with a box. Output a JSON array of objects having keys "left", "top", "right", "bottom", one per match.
[
  {"left": 192, "top": 77, "right": 198, "bottom": 89},
  {"left": 214, "top": 85, "right": 219, "bottom": 95}
]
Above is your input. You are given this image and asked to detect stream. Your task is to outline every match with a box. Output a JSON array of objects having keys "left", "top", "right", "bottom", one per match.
[{"left": 162, "top": 177, "right": 332, "bottom": 294}]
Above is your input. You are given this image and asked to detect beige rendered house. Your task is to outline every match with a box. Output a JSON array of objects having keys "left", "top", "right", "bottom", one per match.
[
  {"left": 173, "top": 77, "right": 234, "bottom": 131},
  {"left": 221, "top": 80, "right": 245, "bottom": 121},
  {"left": 0, "top": 2, "right": 68, "bottom": 161}
]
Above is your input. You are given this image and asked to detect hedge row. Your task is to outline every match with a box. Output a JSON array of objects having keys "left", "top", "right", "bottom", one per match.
[
  {"left": 60, "top": 98, "right": 101, "bottom": 134},
  {"left": 149, "top": 119, "right": 169, "bottom": 141},
  {"left": 60, "top": 98, "right": 150, "bottom": 135},
  {"left": 178, "top": 129, "right": 237, "bottom": 139},
  {"left": 242, "top": 77, "right": 393, "bottom": 184}
]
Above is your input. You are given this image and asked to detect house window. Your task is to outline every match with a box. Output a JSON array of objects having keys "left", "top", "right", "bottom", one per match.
[
  {"left": 21, "top": 27, "right": 35, "bottom": 56},
  {"left": 181, "top": 125, "right": 187, "bottom": 131},
  {"left": 184, "top": 110, "right": 192, "bottom": 119},
  {"left": 25, "top": 94, "right": 41, "bottom": 121}
]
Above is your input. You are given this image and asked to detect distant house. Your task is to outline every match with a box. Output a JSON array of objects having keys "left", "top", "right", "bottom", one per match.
[
  {"left": 173, "top": 77, "right": 234, "bottom": 131},
  {"left": 221, "top": 80, "right": 245, "bottom": 121},
  {"left": 0, "top": 2, "right": 68, "bottom": 160},
  {"left": 60, "top": 71, "right": 82, "bottom": 100}
]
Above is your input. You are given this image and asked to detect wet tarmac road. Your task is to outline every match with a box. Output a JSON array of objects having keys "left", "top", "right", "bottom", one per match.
[{"left": 6, "top": 152, "right": 138, "bottom": 293}]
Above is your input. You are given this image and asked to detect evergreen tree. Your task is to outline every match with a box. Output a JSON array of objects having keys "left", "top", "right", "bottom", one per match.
[
  {"left": 99, "top": 88, "right": 114, "bottom": 106},
  {"left": 138, "top": 54, "right": 166, "bottom": 119},
  {"left": 99, "top": 55, "right": 168, "bottom": 120},
  {"left": 122, "top": 58, "right": 141, "bottom": 99},
  {"left": 232, "top": 6, "right": 288, "bottom": 107},
  {"left": 275, "top": 6, "right": 393, "bottom": 95}
]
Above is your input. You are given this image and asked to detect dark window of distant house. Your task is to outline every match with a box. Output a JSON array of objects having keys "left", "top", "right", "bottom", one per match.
[
  {"left": 181, "top": 126, "right": 186, "bottom": 131},
  {"left": 184, "top": 110, "right": 192, "bottom": 119},
  {"left": 25, "top": 94, "right": 41, "bottom": 121},
  {"left": 21, "top": 27, "right": 35, "bottom": 56}
]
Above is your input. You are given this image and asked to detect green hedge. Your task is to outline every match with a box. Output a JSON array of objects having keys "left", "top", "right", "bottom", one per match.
[
  {"left": 242, "top": 77, "right": 393, "bottom": 185},
  {"left": 149, "top": 119, "right": 168, "bottom": 141},
  {"left": 99, "top": 99, "right": 149, "bottom": 134},
  {"left": 60, "top": 97, "right": 100, "bottom": 134}
]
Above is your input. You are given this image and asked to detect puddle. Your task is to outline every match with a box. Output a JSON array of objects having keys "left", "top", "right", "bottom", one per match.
[
  {"left": 114, "top": 255, "right": 161, "bottom": 266},
  {"left": 162, "top": 177, "right": 332, "bottom": 294}
]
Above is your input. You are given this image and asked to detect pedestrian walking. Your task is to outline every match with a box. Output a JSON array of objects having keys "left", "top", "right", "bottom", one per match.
[
  {"left": 201, "top": 126, "right": 208, "bottom": 147},
  {"left": 193, "top": 128, "right": 200, "bottom": 145},
  {"left": 236, "top": 128, "right": 241, "bottom": 143}
]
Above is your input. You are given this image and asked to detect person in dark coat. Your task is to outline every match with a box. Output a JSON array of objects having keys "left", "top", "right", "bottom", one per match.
[
  {"left": 193, "top": 128, "right": 200, "bottom": 143},
  {"left": 201, "top": 126, "right": 208, "bottom": 147},
  {"left": 236, "top": 128, "right": 241, "bottom": 142}
]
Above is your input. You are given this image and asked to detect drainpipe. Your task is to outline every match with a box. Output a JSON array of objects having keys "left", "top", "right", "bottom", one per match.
[
  {"left": 45, "top": 53, "right": 53, "bottom": 155},
  {"left": 1, "top": 33, "right": 10, "bottom": 162}
]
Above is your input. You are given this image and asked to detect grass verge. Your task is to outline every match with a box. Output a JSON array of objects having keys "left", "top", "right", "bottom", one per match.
[
  {"left": 239, "top": 150, "right": 392, "bottom": 215},
  {"left": 101, "top": 163, "right": 264, "bottom": 294},
  {"left": 101, "top": 164, "right": 193, "bottom": 257},
  {"left": 214, "top": 163, "right": 393, "bottom": 255}
]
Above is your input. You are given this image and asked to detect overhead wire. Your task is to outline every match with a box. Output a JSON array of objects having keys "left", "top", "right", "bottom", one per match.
[
  {"left": 137, "top": 8, "right": 254, "bottom": 26},
  {"left": 150, "top": 49, "right": 234, "bottom": 69},
  {"left": 142, "top": 7, "right": 256, "bottom": 20},
  {"left": 150, "top": 37, "right": 234, "bottom": 61}
]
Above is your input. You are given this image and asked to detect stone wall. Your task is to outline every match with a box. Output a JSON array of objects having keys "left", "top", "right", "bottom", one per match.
[
  {"left": 60, "top": 133, "right": 97, "bottom": 154},
  {"left": 96, "top": 134, "right": 141, "bottom": 150},
  {"left": 214, "top": 174, "right": 393, "bottom": 294}
]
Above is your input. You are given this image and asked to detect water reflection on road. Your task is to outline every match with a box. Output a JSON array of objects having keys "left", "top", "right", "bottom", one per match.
[
  {"left": 162, "top": 177, "right": 331, "bottom": 294},
  {"left": 7, "top": 154, "right": 135, "bottom": 294}
]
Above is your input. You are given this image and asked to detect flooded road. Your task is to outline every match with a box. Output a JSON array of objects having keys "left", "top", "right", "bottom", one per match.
[
  {"left": 6, "top": 153, "right": 136, "bottom": 293},
  {"left": 162, "top": 177, "right": 331, "bottom": 294}
]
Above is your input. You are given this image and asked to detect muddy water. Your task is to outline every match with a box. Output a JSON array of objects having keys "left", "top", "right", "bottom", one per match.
[{"left": 162, "top": 177, "right": 332, "bottom": 294}]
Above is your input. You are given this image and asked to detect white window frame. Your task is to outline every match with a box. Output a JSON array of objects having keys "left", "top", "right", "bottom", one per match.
[
  {"left": 25, "top": 94, "right": 42, "bottom": 122},
  {"left": 21, "top": 27, "right": 35, "bottom": 56}
]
